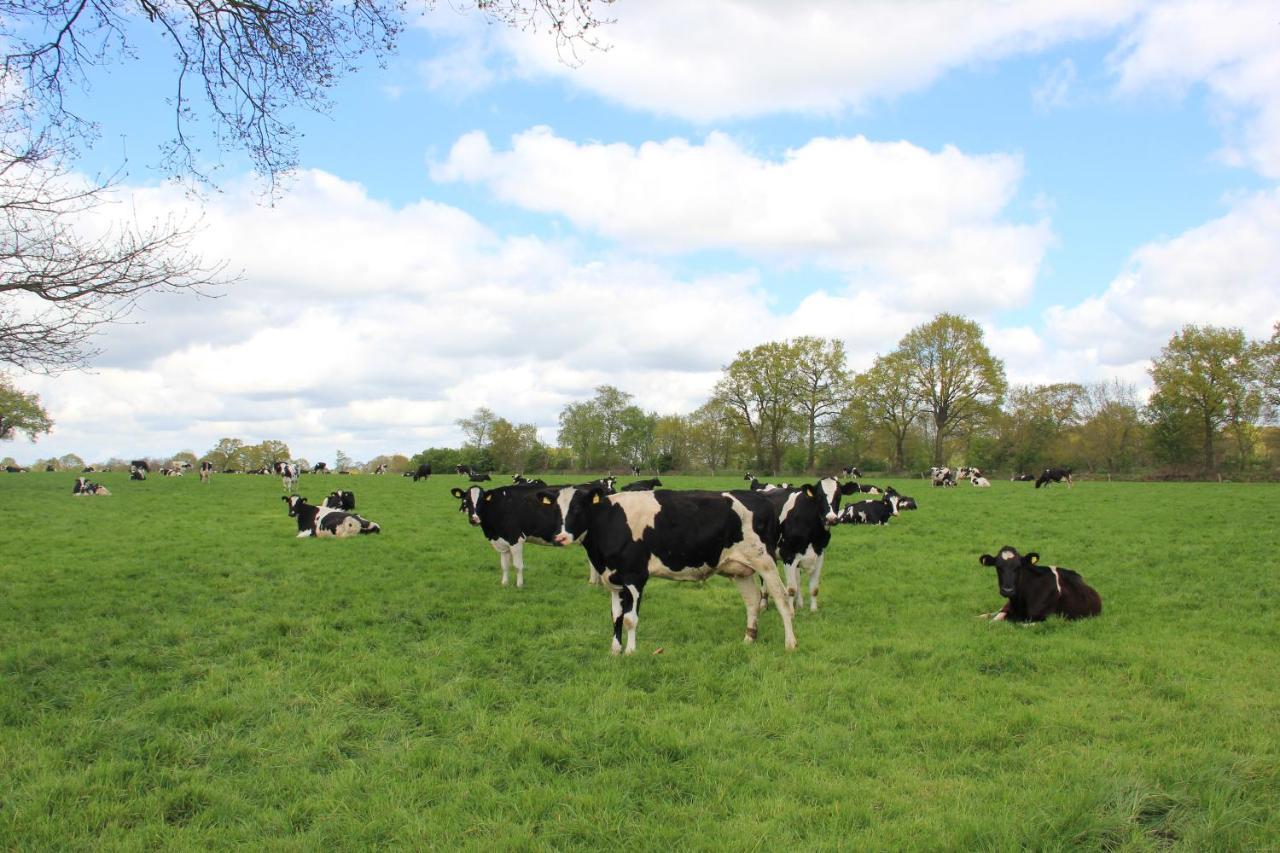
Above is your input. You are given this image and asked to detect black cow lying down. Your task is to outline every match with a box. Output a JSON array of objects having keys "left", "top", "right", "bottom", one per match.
[
  {"left": 283, "top": 495, "right": 380, "bottom": 537},
  {"left": 324, "top": 490, "right": 356, "bottom": 511},
  {"left": 620, "top": 478, "right": 662, "bottom": 491},
  {"left": 978, "top": 546, "right": 1101, "bottom": 623},
  {"left": 546, "top": 487, "right": 796, "bottom": 654}
]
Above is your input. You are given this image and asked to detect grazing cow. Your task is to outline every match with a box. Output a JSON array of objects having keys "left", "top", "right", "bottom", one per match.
[
  {"left": 970, "top": 475, "right": 991, "bottom": 488},
  {"left": 412, "top": 463, "right": 432, "bottom": 482},
  {"left": 468, "top": 471, "right": 492, "bottom": 482},
  {"left": 838, "top": 494, "right": 900, "bottom": 525},
  {"left": 978, "top": 546, "right": 1102, "bottom": 623},
  {"left": 841, "top": 465, "right": 862, "bottom": 478},
  {"left": 273, "top": 461, "right": 300, "bottom": 491},
  {"left": 1011, "top": 473, "right": 1036, "bottom": 482},
  {"left": 199, "top": 461, "right": 213, "bottom": 482},
  {"left": 762, "top": 477, "right": 861, "bottom": 612},
  {"left": 4, "top": 465, "right": 26, "bottom": 473},
  {"left": 1035, "top": 467, "right": 1074, "bottom": 488},
  {"left": 374, "top": 464, "right": 388, "bottom": 475},
  {"left": 312, "top": 462, "right": 329, "bottom": 474},
  {"left": 450, "top": 483, "right": 585, "bottom": 588},
  {"left": 324, "top": 490, "right": 356, "bottom": 511},
  {"left": 72, "top": 477, "right": 110, "bottom": 496},
  {"left": 282, "top": 495, "right": 380, "bottom": 537},
  {"left": 620, "top": 478, "right": 663, "bottom": 491},
  {"left": 546, "top": 487, "right": 797, "bottom": 654},
  {"left": 81, "top": 466, "right": 96, "bottom": 473}
]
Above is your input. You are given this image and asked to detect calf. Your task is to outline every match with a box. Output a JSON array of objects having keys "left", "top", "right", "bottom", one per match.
[
  {"left": 838, "top": 494, "right": 900, "bottom": 525},
  {"left": 970, "top": 476, "right": 991, "bottom": 488},
  {"left": 1035, "top": 467, "right": 1073, "bottom": 488},
  {"left": 282, "top": 495, "right": 380, "bottom": 537},
  {"left": 547, "top": 487, "right": 796, "bottom": 654},
  {"left": 620, "top": 478, "right": 662, "bottom": 491},
  {"left": 199, "top": 461, "right": 213, "bottom": 482},
  {"left": 978, "top": 546, "right": 1102, "bottom": 622},
  {"left": 451, "top": 483, "right": 584, "bottom": 588},
  {"left": 412, "top": 463, "right": 432, "bottom": 482},
  {"left": 274, "top": 461, "right": 300, "bottom": 491},
  {"left": 763, "top": 477, "right": 861, "bottom": 612},
  {"left": 324, "top": 490, "right": 356, "bottom": 511},
  {"left": 72, "top": 476, "right": 110, "bottom": 496}
]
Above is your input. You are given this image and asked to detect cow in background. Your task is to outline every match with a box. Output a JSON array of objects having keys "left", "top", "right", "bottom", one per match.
[
  {"left": 200, "top": 461, "right": 213, "bottom": 482},
  {"left": 978, "top": 546, "right": 1102, "bottom": 622},
  {"left": 1035, "top": 467, "right": 1074, "bottom": 488},
  {"left": 274, "top": 461, "right": 300, "bottom": 491}
]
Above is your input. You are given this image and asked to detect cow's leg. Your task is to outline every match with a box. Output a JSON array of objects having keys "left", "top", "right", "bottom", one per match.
[
  {"left": 754, "top": 562, "right": 797, "bottom": 649},
  {"left": 619, "top": 583, "right": 642, "bottom": 654},
  {"left": 608, "top": 586, "right": 624, "bottom": 654},
  {"left": 587, "top": 564, "right": 602, "bottom": 585},
  {"left": 807, "top": 552, "right": 825, "bottom": 612},
  {"left": 733, "top": 576, "right": 763, "bottom": 643},
  {"left": 493, "top": 542, "right": 512, "bottom": 587},
  {"left": 783, "top": 558, "right": 801, "bottom": 612},
  {"left": 511, "top": 540, "right": 526, "bottom": 589}
]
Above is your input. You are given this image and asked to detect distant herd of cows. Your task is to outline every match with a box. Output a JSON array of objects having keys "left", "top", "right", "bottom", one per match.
[{"left": 33, "top": 457, "right": 1102, "bottom": 653}]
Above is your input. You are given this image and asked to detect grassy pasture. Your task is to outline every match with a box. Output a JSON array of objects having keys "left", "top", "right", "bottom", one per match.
[{"left": 1, "top": 471, "right": 1278, "bottom": 850}]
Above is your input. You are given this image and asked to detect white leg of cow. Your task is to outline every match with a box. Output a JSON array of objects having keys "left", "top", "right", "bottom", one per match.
[
  {"left": 493, "top": 543, "right": 512, "bottom": 587},
  {"left": 621, "top": 584, "right": 641, "bottom": 655},
  {"left": 587, "top": 564, "right": 602, "bottom": 585},
  {"left": 733, "top": 576, "right": 763, "bottom": 643},
  {"left": 784, "top": 560, "right": 801, "bottom": 612},
  {"left": 755, "top": 563, "right": 797, "bottom": 650},
  {"left": 511, "top": 541, "right": 525, "bottom": 589},
  {"left": 807, "top": 553, "right": 825, "bottom": 612},
  {"left": 608, "top": 586, "right": 624, "bottom": 655}
]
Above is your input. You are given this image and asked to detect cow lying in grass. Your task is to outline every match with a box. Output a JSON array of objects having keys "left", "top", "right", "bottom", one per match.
[
  {"left": 283, "top": 495, "right": 380, "bottom": 537},
  {"left": 978, "top": 546, "right": 1102, "bottom": 623},
  {"left": 72, "top": 477, "right": 110, "bottom": 496}
]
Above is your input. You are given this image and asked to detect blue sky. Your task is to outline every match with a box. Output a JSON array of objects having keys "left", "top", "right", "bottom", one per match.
[{"left": 11, "top": 0, "right": 1280, "bottom": 465}]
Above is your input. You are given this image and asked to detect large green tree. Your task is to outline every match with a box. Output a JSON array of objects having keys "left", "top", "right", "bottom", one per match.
[
  {"left": 896, "top": 314, "right": 1007, "bottom": 466},
  {"left": 1001, "top": 383, "right": 1084, "bottom": 473},
  {"left": 1077, "top": 380, "right": 1144, "bottom": 474},
  {"left": 855, "top": 351, "right": 925, "bottom": 471},
  {"left": 1148, "top": 325, "right": 1262, "bottom": 471},
  {"left": 789, "top": 336, "right": 851, "bottom": 472},
  {"left": 714, "top": 341, "right": 799, "bottom": 474},
  {"left": 0, "top": 374, "right": 53, "bottom": 441}
]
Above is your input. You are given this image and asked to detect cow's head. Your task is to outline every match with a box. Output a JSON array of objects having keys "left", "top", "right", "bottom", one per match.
[
  {"left": 979, "top": 546, "right": 1040, "bottom": 598},
  {"left": 283, "top": 495, "right": 307, "bottom": 516},
  {"left": 450, "top": 486, "right": 485, "bottom": 525},
  {"left": 549, "top": 485, "right": 606, "bottom": 545},
  {"left": 807, "top": 477, "right": 861, "bottom": 525}
]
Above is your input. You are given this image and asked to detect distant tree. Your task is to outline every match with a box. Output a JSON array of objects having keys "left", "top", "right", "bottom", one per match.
[
  {"left": 855, "top": 351, "right": 925, "bottom": 471},
  {"left": 617, "top": 405, "right": 657, "bottom": 470},
  {"left": 456, "top": 407, "right": 498, "bottom": 452},
  {"left": 558, "top": 399, "right": 604, "bottom": 469},
  {"left": 169, "top": 450, "right": 199, "bottom": 469},
  {"left": 1263, "top": 322, "right": 1280, "bottom": 418},
  {"left": 57, "top": 452, "right": 85, "bottom": 470},
  {"left": 1077, "top": 380, "right": 1144, "bottom": 474},
  {"left": 686, "top": 399, "right": 737, "bottom": 474},
  {"left": 714, "top": 341, "right": 799, "bottom": 474},
  {"left": 489, "top": 418, "right": 540, "bottom": 473},
  {"left": 896, "top": 314, "right": 1007, "bottom": 466},
  {"left": 365, "top": 453, "right": 411, "bottom": 473},
  {"left": 205, "top": 437, "right": 245, "bottom": 470},
  {"left": 334, "top": 450, "right": 353, "bottom": 472},
  {"left": 1001, "top": 383, "right": 1085, "bottom": 473},
  {"left": 652, "top": 414, "right": 690, "bottom": 472},
  {"left": 1148, "top": 325, "right": 1261, "bottom": 471},
  {"left": 0, "top": 374, "right": 53, "bottom": 441},
  {"left": 789, "top": 336, "right": 851, "bottom": 472}
]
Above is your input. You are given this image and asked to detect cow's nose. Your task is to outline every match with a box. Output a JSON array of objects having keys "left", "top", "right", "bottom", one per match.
[
  {"left": 469, "top": 515, "right": 481, "bottom": 525},
  {"left": 554, "top": 533, "right": 571, "bottom": 545}
]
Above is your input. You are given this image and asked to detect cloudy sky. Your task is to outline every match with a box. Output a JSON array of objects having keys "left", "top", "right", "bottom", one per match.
[{"left": 9, "top": 0, "right": 1280, "bottom": 465}]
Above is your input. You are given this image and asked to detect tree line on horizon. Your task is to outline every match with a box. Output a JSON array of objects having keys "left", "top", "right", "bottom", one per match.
[{"left": 5, "top": 315, "right": 1279, "bottom": 479}]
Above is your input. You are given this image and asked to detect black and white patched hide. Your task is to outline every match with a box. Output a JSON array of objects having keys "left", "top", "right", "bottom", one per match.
[
  {"left": 324, "top": 490, "right": 356, "bottom": 511},
  {"left": 450, "top": 483, "right": 583, "bottom": 588},
  {"left": 283, "top": 495, "right": 380, "bottom": 538}
]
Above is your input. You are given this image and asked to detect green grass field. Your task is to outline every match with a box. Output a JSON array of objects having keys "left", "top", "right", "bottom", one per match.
[{"left": 2, "top": 471, "right": 1278, "bottom": 849}]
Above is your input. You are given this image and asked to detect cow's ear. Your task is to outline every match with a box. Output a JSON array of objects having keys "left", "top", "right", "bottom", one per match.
[
  {"left": 450, "top": 488, "right": 464, "bottom": 498},
  {"left": 1026, "top": 552, "right": 1040, "bottom": 566},
  {"left": 979, "top": 554, "right": 996, "bottom": 566}
]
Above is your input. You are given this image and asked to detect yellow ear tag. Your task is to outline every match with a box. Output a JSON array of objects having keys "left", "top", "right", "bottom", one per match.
[
  {"left": 805, "top": 487, "right": 814, "bottom": 497},
  {"left": 540, "top": 496, "right": 551, "bottom": 505},
  {"left": 1029, "top": 554, "right": 1038, "bottom": 564},
  {"left": 484, "top": 494, "right": 492, "bottom": 502},
  {"left": 592, "top": 494, "right": 601, "bottom": 504}
]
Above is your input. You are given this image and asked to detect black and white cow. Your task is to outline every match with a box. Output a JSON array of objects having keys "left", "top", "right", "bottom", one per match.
[
  {"left": 455, "top": 464, "right": 473, "bottom": 476},
  {"left": 930, "top": 467, "right": 956, "bottom": 487},
  {"left": 1035, "top": 467, "right": 1074, "bottom": 488},
  {"left": 412, "top": 463, "right": 432, "bottom": 482},
  {"left": 129, "top": 466, "right": 147, "bottom": 481},
  {"left": 970, "top": 475, "right": 991, "bottom": 487},
  {"left": 81, "top": 466, "right": 96, "bottom": 473},
  {"left": 957, "top": 466, "right": 982, "bottom": 480},
  {"left": 762, "top": 477, "right": 861, "bottom": 612},
  {"left": 846, "top": 482, "right": 884, "bottom": 495},
  {"left": 467, "top": 471, "right": 492, "bottom": 482},
  {"left": 130, "top": 459, "right": 150, "bottom": 473},
  {"left": 324, "top": 490, "right": 356, "bottom": 511},
  {"left": 841, "top": 465, "right": 862, "bottom": 478},
  {"left": 978, "top": 546, "right": 1102, "bottom": 623},
  {"left": 620, "top": 478, "right": 663, "bottom": 491},
  {"left": 199, "top": 461, "right": 213, "bottom": 482},
  {"left": 450, "top": 483, "right": 586, "bottom": 588},
  {"left": 512, "top": 474, "right": 548, "bottom": 486},
  {"left": 1011, "top": 473, "right": 1036, "bottom": 482},
  {"left": 545, "top": 487, "right": 797, "bottom": 654},
  {"left": 4, "top": 465, "right": 26, "bottom": 473},
  {"left": 72, "top": 476, "right": 110, "bottom": 495},
  {"left": 838, "top": 494, "right": 900, "bottom": 525},
  {"left": 282, "top": 495, "right": 380, "bottom": 537},
  {"left": 161, "top": 467, "right": 183, "bottom": 477},
  {"left": 744, "top": 473, "right": 790, "bottom": 491},
  {"left": 312, "top": 462, "right": 329, "bottom": 474},
  {"left": 273, "top": 461, "right": 300, "bottom": 491},
  {"left": 374, "top": 464, "right": 389, "bottom": 475}
]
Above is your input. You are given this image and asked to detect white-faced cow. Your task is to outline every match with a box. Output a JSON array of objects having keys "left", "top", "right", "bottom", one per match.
[
  {"left": 1035, "top": 467, "right": 1073, "bottom": 488},
  {"left": 761, "top": 477, "right": 861, "bottom": 612},
  {"left": 978, "top": 546, "right": 1102, "bottom": 623},
  {"left": 412, "top": 463, "right": 432, "bottom": 482},
  {"left": 72, "top": 476, "right": 110, "bottom": 496},
  {"left": 274, "top": 461, "right": 300, "bottom": 491},
  {"left": 199, "top": 461, "right": 213, "bottom": 482},
  {"left": 129, "top": 460, "right": 148, "bottom": 481},
  {"left": 282, "top": 495, "right": 380, "bottom": 537},
  {"left": 450, "top": 483, "right": 586, "bottom": 588},
  {"left": 545, "top": 487, "right": 797, "bottom": 654}
]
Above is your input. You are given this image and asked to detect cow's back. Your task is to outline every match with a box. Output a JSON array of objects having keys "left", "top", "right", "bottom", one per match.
[{"left": 1055, "top": 567, "right": 1102, "bottom": 619}]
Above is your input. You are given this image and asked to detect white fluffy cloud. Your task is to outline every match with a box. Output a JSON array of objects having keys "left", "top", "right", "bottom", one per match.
[
  {"left": 433, "top": 127, "right": 1051, "bottom": 312},
  {"left": 488, "top": 0, "right": 1142, "bottom": 121},
  {"left": 1045, "top": 188, "right": 1280, "bottom": 366}
]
